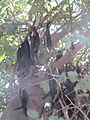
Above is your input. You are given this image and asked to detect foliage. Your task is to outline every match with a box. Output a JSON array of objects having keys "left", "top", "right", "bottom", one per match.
[
  {"left": 49, "top": 115, "right": 65, "bottom": 120},
  {"left": 40, "top": 81, "right": 50, "bottom": 94},
  {"left": 27, "top": 109, "right": 39, "bottom": 119},
  {"left": 0, "top": 0, "right": 90, "bottom": 119},
  {"left": 0, "top": 71, "right": 10, "bottom": 114},
  {"left": 75, "top": 75, "right": 90, "bottom": 91}
]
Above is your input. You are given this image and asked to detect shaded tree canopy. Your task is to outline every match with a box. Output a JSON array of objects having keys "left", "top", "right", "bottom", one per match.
[{"left": 0, "top": 0, "right": 90, "bottom": 120}]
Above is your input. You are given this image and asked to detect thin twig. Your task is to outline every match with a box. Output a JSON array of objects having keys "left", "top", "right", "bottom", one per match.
[{"left": 65, "top": 95, "right": 89, "bottom": 120}]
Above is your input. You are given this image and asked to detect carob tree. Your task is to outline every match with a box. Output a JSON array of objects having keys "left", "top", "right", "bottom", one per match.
[
  {"left": 0, "top": 1, "right": 90, "bottom": 120},
  {"left": 8, "top": 26, "right": 90, "bottom": 120}
]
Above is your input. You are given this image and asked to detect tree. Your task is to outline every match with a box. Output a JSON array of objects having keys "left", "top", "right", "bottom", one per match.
[{"left": 0, "top": 0, "right": 90, "bottom": 120}]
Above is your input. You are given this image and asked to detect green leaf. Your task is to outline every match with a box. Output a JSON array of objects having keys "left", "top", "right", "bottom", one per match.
[
  {"left": 0, "top": 62, "right": 6, "bottom": 71},
  {"left": 5, "top": 58, "right": 11, "bottom": 67},
  {"left": 29, "top": 4, "right": 39, "bottom": 14},
  {"left": 27, "top": 109, "right": 39, "bottom": 119},
  {"left": 58, "top": 73, "right": 66, "bottom": 83},
  {"left": 58, "top": 117, "right": 65, "bottom": 120},
  {"left": 5, "top": 22, "right": 17, "bottom": 35},
  {"left": 0, "top": 56, "right": 5, "bottom": 62},
  {"left": 0, "top": 31, "right": 3, "bottom": 38},
  {"left": 62, "top": 32, "right": 90, "bottom": 48},
  {"left": 75, "top": 75, "right": 90, "bottom": 91},
  {"left": 49, "top": 115, "right": 58, "bottom": 120},
  {"left": 69, "top": 71, "right": 78, "bottom": 82},
  {"left": 40, "top": 81, "right": 50, "bottom": 94},
  {"left": 74, "top": 32, "right": 90, "bottom": 47},
  {"left": 34, "top": 14, "right": 41, "bottom": 27}
]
